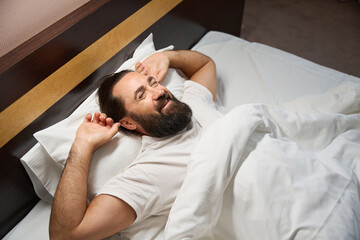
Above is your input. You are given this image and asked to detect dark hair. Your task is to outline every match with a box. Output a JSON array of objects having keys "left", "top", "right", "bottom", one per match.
[{"left": 97, "top": 70, "right": 137, "bottom": 135}]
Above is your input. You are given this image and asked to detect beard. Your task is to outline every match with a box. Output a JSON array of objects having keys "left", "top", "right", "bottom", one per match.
[{"left": 129, "top": 94, "right": 192, "bottom": 138}]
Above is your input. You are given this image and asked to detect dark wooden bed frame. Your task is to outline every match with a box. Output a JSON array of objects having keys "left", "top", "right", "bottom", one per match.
[{"left": 0, "top": 0, "right": 244, "bottom": 237}]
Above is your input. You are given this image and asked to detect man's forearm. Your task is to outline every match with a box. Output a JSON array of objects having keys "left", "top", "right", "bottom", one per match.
[
  {"left": 50, "top": 140, "right": 93, "bottom": 239},
  {"left": 164, "top": 50, "right": 212, "bottom": 79},
  {"left": 163, "top": 50, "right": 217, "bottom": 100}
]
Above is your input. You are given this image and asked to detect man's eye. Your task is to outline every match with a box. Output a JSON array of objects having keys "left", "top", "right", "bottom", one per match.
[{"left": 137, "top": 92, "right": 145, "bottom": 100}]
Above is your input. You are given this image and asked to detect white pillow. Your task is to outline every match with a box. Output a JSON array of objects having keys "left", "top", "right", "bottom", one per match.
[{"left": 21, "top": 33, "right": 185, "bottom": 201}]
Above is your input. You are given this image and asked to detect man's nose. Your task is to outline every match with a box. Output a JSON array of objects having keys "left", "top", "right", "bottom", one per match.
[{"left": 150, "top": 87, "right": 165, "bottom": 100}]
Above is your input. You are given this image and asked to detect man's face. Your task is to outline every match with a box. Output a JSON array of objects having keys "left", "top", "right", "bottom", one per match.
[{"left": 112, "top": 72, "right": 192, "bottom": 137}]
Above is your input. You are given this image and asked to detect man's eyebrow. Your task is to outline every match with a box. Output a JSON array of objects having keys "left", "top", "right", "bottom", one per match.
[
  {"left": 134, "top": 85, "right": 145, "bottom": 100},
  {"left": 134, "top": 77, "right": 154, "bottom": 99},
  {"left": 147, "top": 76, "right": 155, "bottom": 84}
]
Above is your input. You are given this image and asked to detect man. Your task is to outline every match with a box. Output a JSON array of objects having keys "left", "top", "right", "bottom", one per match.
[{"left": 49, "top": 50, "right": 222, "bottom": 239}]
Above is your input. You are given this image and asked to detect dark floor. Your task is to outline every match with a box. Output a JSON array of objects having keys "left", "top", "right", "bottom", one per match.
[{"left": 241, "top": 0, "right": 360, "bottom": 78}]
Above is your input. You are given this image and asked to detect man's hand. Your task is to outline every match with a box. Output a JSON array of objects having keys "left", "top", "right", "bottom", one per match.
[
  {"left": 136, "top": 50, "right": 217, "bottom": 101},
  {"left": 135, "top": 52, "right": 170, "bottom": 83},
  {"left": 75, "top": 112, "right": 120, "bottom": 152}
]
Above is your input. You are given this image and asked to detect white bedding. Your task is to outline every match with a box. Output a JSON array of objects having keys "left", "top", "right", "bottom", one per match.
[
  {"left": 193, "top": 32, "right": 358, "bottom": 110},
  {"left": 165, "top": 83, "right": 360, "bottom": 239},
  {"left": 8, "top": 31, "right": 360, "bottom": 240}
]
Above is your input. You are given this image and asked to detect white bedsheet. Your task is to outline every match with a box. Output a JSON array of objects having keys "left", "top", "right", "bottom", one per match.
[
  {"left": 165, "top": 82, "right": 360, "bottom": 240},
  {"left": 4, "top": 201, "right": 51, "bottom": 240},
  {"left": 193, "top": 31, "right": 359, "bottom": 111}
]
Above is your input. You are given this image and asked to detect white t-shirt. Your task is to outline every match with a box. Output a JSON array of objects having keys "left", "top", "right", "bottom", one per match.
[{"left": 98, "top": 81, "right": 222, "bottom": 223}]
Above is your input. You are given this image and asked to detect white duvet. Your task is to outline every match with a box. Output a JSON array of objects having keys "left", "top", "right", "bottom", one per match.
[{"left": 164, "top": 82, "right": 360, "bottom": 240}]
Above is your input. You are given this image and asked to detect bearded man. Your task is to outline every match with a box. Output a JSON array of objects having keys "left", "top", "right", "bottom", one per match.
[{"left": 49, "top": 50, "right": 222, "bottom": 240}]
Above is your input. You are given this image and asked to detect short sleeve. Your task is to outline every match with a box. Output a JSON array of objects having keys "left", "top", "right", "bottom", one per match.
[
  {"left": 98, "top": 165, "right": 162, "bottom": 223},
  {"left": 181, "top": 81, "right": 222, "bottom": 128}
]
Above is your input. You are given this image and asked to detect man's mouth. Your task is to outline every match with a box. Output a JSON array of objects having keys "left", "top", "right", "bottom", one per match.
[
  {"left": 157, "top": 94, "right": 172, "bottom": 112},
  {"left": 158, "top": 98, "right": 170, "bottom": 111},
  {"left": 162, "top": 99, "right": 170, "bottom": 110}
]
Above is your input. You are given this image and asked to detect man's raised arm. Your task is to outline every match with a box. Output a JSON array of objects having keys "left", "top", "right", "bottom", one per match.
[
  {"left": 49, "top": 113, "right": 136, "bottom": 240},
  {"left": 136, "top": 50, "right": 217, "bottom": 101}
]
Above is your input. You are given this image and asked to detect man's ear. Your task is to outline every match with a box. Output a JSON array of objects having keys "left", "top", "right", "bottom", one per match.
[{"left": 119, "top": 117, "right": 137, "bottom": 130}]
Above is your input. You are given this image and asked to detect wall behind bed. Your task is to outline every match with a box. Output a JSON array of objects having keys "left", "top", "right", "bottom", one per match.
[
  {"left": 0, "top": 0, "right": 244, "bottom": 237},
  {"left": 0, "top": 0, "right": 91, "bottom": 57}
]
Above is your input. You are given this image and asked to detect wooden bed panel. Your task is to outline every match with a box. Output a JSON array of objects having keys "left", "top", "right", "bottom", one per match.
[
  {"left": 0, "top": 0, "right": 244, "bottom": 237},
  {"left": 0, "top": 0, "right": 149, "bottom": 113}
]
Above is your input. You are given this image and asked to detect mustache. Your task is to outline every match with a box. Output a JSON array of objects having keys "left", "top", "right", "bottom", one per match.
[{"left": 156, "top": 92, "right": 173, "bottom": 112}]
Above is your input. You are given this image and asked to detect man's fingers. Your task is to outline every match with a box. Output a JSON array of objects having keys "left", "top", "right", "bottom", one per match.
[
  {"left": 105, "top": 117, "right": 114, "bottom": 128},
  {"left": 156, "top": 69, "right": 168, "bottom": 83},
  {"left": 135, "top": 62, "right": 144, "bottom": 73},
  {"left": 135, "top": 62, "right": 141, "bottom": 72},
  {"left": 88, "top": 113, "right": 114, "bottom": 127},
  {"left": 135, "top": 62, "right": 149, "bottom": 75},
  {"left": 98, "top": 113, "right": 107, "bottom": 126},
  {"left": 104, "top": 122, "right": 119, "bottom": 140},
  {"left": 84, "top": 113, "right": 92, "bottom": 122},
  {"left": 110, "top": 122, "right": 120, "bottom": 135},
  {"left": 93, "top": 112, "right": 100, "bottom": 123}
]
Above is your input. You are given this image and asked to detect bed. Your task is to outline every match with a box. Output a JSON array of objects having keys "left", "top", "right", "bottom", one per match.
[{"left": 1, "top": 0, "right": 360, "bottom": 239}]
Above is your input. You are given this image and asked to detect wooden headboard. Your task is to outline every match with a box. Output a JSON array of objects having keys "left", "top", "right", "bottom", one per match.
[{"left": 0, "top": 0, "right": 244, "bottom": 237}]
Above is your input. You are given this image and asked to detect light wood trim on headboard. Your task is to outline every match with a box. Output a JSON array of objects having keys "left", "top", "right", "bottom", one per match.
[{"left": 0, "top": 0, "right": 181, "bottom": 148}]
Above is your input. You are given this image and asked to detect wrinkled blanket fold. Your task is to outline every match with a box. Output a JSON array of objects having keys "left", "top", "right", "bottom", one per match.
[{"left": 165, "top": 97, "right": 360, "bottom": 239}]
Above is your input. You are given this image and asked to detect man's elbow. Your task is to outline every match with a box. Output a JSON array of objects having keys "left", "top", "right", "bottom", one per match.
[
  {"left": 49, "top": 226, "right": 65, "bottom": 240},
  {"left": 49, "top": 226, "right": 68, "bottom": 240},
  {"left": 49, "top": 229, "right": 83, "bottom": 240},
  {"left": 49, "top": 221, "right": 79, "bottom": 240}
]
